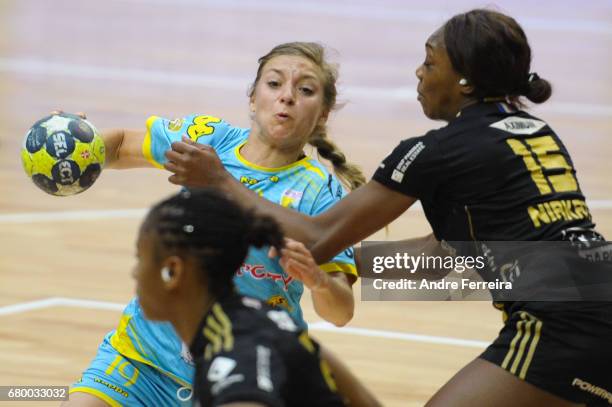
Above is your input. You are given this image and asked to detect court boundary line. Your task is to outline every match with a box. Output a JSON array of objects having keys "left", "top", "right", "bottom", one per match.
[
  {"left": 2, "top": 200, "right": 612, "bottom": 224},
  {"left": 0, "top": 297, "right": 489, "bottom": 348}
]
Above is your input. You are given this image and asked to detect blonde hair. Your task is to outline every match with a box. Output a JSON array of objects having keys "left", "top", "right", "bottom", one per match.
[{"left": 249, "top": 42, "right": 365, "bottom": 191}]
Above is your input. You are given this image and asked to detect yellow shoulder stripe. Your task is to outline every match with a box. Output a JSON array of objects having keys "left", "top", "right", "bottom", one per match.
[
  {"left": 142, "top": 115, "right": 164, "bottom": 169},
  {"left": 299, "top": 159, "right": 325, "bottom": 179}
]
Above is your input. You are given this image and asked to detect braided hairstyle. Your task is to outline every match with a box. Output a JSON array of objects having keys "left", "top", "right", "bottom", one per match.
[
  {"left": 142, "top": 188, "right": 285, "bottom": 298},
  {"left": 249, "top": 42, "right": 366, "bottom": 191},
  {"left": 443, "top": 9, "right": 552, "bottom": 106}
]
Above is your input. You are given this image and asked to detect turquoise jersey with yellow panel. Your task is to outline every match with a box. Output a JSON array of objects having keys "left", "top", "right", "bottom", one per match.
[{"left": 108, "top": 114, "right": 357, "bottom": 388}]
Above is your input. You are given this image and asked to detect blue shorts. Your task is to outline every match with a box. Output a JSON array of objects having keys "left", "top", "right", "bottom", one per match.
[{"left": 69, "top": 336, "right": 193, "bottom": 406}]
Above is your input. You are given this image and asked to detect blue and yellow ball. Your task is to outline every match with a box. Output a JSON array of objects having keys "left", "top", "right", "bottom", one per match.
[{"left": 21, "top": 113, "right": 105, "bottom": 196}]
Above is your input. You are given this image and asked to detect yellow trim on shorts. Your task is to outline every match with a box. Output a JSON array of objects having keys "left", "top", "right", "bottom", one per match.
[
  {"left": 69, "top": 387, "right": 122, "bottom": 407},
  {"left": 501, "top": 311, "right": 542, "bottom": 379},
  {"left": 320, "top": 262, "right": 358, "bottom": 277},
  {"left": 142, "top": 115, "right": 164, "bottom": 169}
]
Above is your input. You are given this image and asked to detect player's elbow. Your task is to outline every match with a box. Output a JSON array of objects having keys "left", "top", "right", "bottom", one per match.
[{"left": 333, "top": 308, "right": 354, "bottom": 327}]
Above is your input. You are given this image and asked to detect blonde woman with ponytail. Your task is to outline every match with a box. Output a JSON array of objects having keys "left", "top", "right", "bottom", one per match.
[{"left": 64, "top": 42, "right": 363, "bottom": 407}]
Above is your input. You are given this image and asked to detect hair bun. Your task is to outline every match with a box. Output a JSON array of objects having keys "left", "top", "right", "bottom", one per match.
[{"left": 524, "top": 75, "right": 552, "bottom": 104}]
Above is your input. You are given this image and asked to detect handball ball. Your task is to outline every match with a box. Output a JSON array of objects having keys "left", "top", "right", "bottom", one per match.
[{"left": 21, "top": 113, "right": 106, "bottom": 196}]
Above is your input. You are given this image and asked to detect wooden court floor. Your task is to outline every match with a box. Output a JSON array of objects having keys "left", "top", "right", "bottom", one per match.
[{"left": 0, "top": 1, "right": 611, "bottom": 406}]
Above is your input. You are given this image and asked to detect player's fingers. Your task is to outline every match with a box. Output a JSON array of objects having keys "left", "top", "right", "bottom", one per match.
[
  {"left": 51, "top": 109, "right": 64, "bottom": 115},
  {"left": 281, "top": 247, "right": 313, "bottom": 265},
  {"left": 268, "top": 246, "right": 279, "bottom": 258},
  {"left": 168, "top": 173, "right": 183, "bottom": 185},
  {"left": 181, "top": 135, "right": 204, "bottom": 148},
  {"left": 75, "top": 111, "right": 87, "bottom": 119},
  {"left": 165, "top": 150, "right": 186, "bottom": 164},
  {"left": 284, "top": 239, "right": 309, "bottom": 254},
  {"left": 283, "top": 259, "right": 305, "bottom": 278},
  {"left": 171, "top": 140, "right": 206, "bottom": 155},
  {"left": 163, "top": 161, "right": 180, "bottom": 174}
]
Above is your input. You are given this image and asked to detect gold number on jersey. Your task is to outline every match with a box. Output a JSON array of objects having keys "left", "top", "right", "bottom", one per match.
[
  {"left": 506, "top": 136, "right": 578, "bottom": 195},
  {"left": 105, "top": 355, "right": 140, "bottom": 386}
]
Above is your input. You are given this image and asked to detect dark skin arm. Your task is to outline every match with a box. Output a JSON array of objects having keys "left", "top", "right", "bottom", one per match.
[
  {"left": 355, "top": 234, "right": 455, "bottom": 280},
  {"left": 164, "top": 140, "right": 416, "bottom": 263}
]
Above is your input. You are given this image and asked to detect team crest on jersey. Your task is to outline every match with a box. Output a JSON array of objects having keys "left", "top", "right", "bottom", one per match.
[
  {"left": 266, "top": 295, "right": 293, "bottom": 311},
  {"left": 490, "top": 117, "right": 547, "bottom": 135},
  {"left": 167, "top": 118, "right": 184, "bottom": 132},
  {"left": 280, "top": 189, "right": 303, "bottom": 208}
]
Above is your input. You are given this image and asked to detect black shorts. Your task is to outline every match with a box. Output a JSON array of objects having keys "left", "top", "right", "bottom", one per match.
[{"left": 481, "top": 302, "right": 612, "bottom": 406}]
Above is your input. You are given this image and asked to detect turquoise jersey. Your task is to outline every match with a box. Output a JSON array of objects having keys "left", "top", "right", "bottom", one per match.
[{"left": 109, "top": 114, "right": 357, "bottom": 386}]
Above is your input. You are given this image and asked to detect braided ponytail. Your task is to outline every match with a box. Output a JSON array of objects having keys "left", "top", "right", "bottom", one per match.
[{"left": 308, "top": 127, "right": 365, "bottom": 191}]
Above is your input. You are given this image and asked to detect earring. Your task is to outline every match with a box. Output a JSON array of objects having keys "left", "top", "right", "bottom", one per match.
[
  {"left": 161, "top": 266, "right": 172, "bottom": 282},
  {"left": 459, "top": 78, "right": 468, "bottom": 86}
]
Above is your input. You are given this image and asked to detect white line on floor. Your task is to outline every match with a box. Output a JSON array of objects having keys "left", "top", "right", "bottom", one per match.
[
  {"left": 2, "top": 200, "right": 612, "bottom": 224},
  {"left": 0, "top": 297, "right": 489, "bottom": 348}
]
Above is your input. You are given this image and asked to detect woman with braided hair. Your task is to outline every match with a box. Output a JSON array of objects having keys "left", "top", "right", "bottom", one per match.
[{"left": 64, "top": 42, "right": 362, "bottom": 406}]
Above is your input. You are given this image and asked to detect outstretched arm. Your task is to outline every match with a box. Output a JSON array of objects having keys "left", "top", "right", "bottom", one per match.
[
  {"left": 52, "top": 111, "right": 150, "bottom": 169},
  {"left": 165, "top": 140, "right": 416, "bottom": 263},
  {"left": 101, "top": 128, "right": 150, "bottom": 169}
]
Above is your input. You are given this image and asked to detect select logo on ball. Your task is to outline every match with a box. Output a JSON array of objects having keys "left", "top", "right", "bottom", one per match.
[
  {"left": 52, "top": 160, "right": 80, "bottom": 185},
  {"left": 46, "top": 131, "right": 75, "bottom": 159}
]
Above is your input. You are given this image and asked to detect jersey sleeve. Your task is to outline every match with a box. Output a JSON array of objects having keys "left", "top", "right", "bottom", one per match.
[
  {"left": 311, "top": 174, "right": 358, "bottom": 278},
  {"left": 372, "top": 132, "right": 443, "bottom": 201},
  {"left": 202, "top": 335, "right": 287, "bottom": 407},
  {"left": 142, "top": 114, "right": 232, "bottom": 168}
]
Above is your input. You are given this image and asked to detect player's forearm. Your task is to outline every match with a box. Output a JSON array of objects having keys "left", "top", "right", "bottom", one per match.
[
  {"left": 100, "top": 129, "right": 125, "bottom": 168},
  {"left": 310, "top": 181, "right": 417, "bottom": 264},
  {"left": 311, "top": 273, "right": 354, "bottom": 327},
  {"left": 101, "top": 128, "right": 150, "bottom": 169}
]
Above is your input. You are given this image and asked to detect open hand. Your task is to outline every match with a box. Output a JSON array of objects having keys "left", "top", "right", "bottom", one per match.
[{"left": 278, "top": 238, "right": 330, "bottom": 291}]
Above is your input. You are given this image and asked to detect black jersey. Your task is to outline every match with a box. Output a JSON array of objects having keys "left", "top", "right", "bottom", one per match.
[
  {"left": 190, "top": 294, "right": 345, "bottom": 407},
  {"left": 373, "top": 101, "right": 594, "bottom": 242}
]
